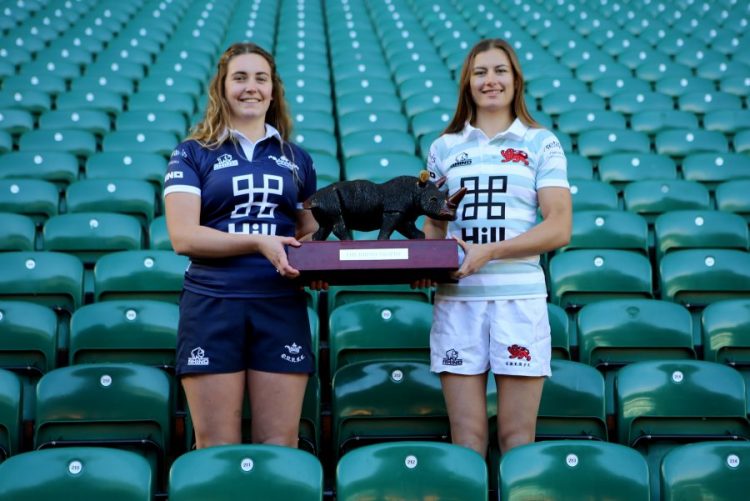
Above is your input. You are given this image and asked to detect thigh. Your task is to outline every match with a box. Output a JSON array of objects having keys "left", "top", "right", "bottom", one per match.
[
  {"left": 247, "top": 369, "right": 308, "bottom": 445},
  {"left": 441, "top": 372, "right": 489, "bottom": 441},
  {"left": 182, "top": 371, "right": 245, "bottom": 448},
  {"left": 495, "top": 374, "right": 545, "bottom": 434}
]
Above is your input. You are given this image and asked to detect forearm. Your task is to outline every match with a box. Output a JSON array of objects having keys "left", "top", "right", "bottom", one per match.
[
  {"left": 423, "top": 217, "right": 448, "bottom": 239},
  {"left": 487, "top": 216, "right": 571, "bottom": 261},
  {"left": 169, "top": 224, "right": 267, "bottom": 258}
]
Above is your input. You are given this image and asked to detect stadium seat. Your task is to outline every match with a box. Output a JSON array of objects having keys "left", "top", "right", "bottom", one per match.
[
  {"left": 65, "top": 179, "right": 156, "bottom": 227},
  {"left": 527, "top": 77, "right": 588, "bottom": 100},
  {"left": 38, "top": 111, "right": 110, "bottom": 137},
  {"left": 332, "top": 360, "right": 448, "bottom": 457},
  {"left": 0, "top": 152, "right": 79, "bottom": 189},
  {"left": 0, "top": 109, "right": 34, "bottom": 136},
  {"left": 0, "top": 251, "right": 83, "bottom": 311},
  {"left": 344, "top": 153, "right": 422, "bottom": 182},
  {"left": 0, "top": 179, "right": 59, "bottom": 224},
  {"left": 336, "top": 92, "right": 402, "bottom": 117},
  {"left": 556, "top": 110, "right": 626, "bottom": 135},
  {"left": 309, "top": 153, "right": 340, "bottom": 187},
  {"left": 680, "top": 153, "right": 750, "bottom": 192},
  {"left": 334, "top": 75, "right": 397, "bottom": 99},
  {"left": 659, "top": 249, "right": 750, "bottom": 307},
  {"left": 137, "top": 74, "right": 202, "bottom": 101},
  {"left": 630, "top": 110, "right": 700, "bottom": 135},
  {"left": 569, "top": 180, "right": 619, "bottom": 211},
  {"left": 562, "top": 210, "right": 648, "bottom": 255},
  {"left": 326, "top": 284, "right": 431, "bottom": 313},
  {"left": 499, "top": 441, "right": 650, "bottom": 501},
  {"left": 403, "top": 91, "right": 457, "bottom": 118},
  {"left": 609, "top": 90, "right": 674, "bottom": 115},
  {"left": 661, "top": 441, "right": 750, "bottom": 501},
  {"left": 548, "top": 303, "right": 571, "bottom": 360},
  {"left": 623, "top": 180, "right": 711, "bottom": 223},
  {"left": 703, "top": 110, "right": 750, "bottom": 135},
  {"left": 69, "top": 300, "right": 177, "bottom": 368},
  {"left": 678, "top": 91, "right": 743, "bottom": 115},
  {"left": 42, "top": 213, "right": 143, "bottom": 265},
  {"left": 565, "top": 154, "right": 593, "bottom": 180},
  {"left": 84, "top": 152, "right": 167, "bottom": 194},
  {"left": 291, "top": 110, "right": 336, "bottom": 135},
  {"left": 35, "top": 364, "right": 172, "bottom": 485},
  {"left": 70, "top": 74, "right": 134, "bottom": 98},
  {"left": 616, "top": 360, "right": 750, "bottom": 500},
  {"left": 0, "top": 369, "right": 21, "bottom": 461},
  {"left": 598, "top": 153, "right": 677, "bottom": 191},
  {"left": 169, "top": 444, "right": 323, "bottom": 501},
  {"left": 337, "top": 110, "right": 408, "bottom": 137},
  {"left": 148, "top": 216, "right": 172, "bottom": 250},
  {"left": 336, "top": 441, "right": 488, "bottom": 501},
  {"left": 0, "top": 89, "right": 52, "bottom": 114},
  {"left": 0, "top": 447, "right": 153, "bottom": 500},
  {"left": 702, "top": 299, "right": 750, "bottom": 369},
  {"left": 93, "top": 250, "right": 188, "bottom": 303},
  {"left": 56, "top": 90, "right": 124, "bottom": 115},
  {"left": 102, "top": 131, "right": 179, "bottom": 157},
  {"left": 590, "top": 75, "right": 651, "bottom": 99},
  {"left": 0, "top": 213, "right": 35, "bottom": 251},
  {"left": 654, "top": 210, "right": 749, "bottom": 260},
  {"left": 576, "top": 129, "right": 650, "bottom": 158},
  {"left": 655, "top": 129, "right": 729, "bottom": 157},
  {"left": 654, "top": 75, "right": 716, "bottom": 97},
  {"left": 715, "top": 180, "right": 750, "bottom": 221},
  {"left": 549, "top": 250, "right": 653, "bottom": 310},
  {"left": 115, "top": 111, "right": 188, "bottom": 139},
  {"left": 291, "top": 129, "right": 338, "bottom": 158},
  {"left": 328, "top": 298, "right": 432, "bottom": 376},
  {"left": 340, "top": 130, "right": 416, "bottom": 160},
  {"left": 540, "top": 91, "right": 606, "bottom": 115}
]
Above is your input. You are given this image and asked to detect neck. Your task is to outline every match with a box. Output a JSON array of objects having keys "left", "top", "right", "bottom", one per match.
[
  {"left": 232, "top": 119, "right": 267, "bottom": 142},
  {"left": 474, "top": 109, "right": 515, "bottom": 138}
]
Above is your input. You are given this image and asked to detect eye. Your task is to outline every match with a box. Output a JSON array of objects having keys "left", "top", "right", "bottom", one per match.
[{"left": 430, "top": 196, "right": 438, "bottom": 202}]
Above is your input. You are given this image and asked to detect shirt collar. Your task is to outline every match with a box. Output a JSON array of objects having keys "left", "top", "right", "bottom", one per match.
[
  {"left": 229, "top": 124, "right": 281, "bottom": 144},
  {"left": 462, "top": 118, "right": 528, "bottom": 141}
]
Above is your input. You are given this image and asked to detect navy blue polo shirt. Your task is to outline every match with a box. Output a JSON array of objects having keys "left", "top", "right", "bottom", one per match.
[{"left": 164, "top": 126, "right": 317, "bottom": 297}]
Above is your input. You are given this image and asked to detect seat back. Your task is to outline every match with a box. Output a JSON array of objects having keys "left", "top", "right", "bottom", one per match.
[
  {"left": 0, "top": 447, "right": 152, "bottom": 500},
  {"left": 0, "top": 369, "right": 21, "bottom": 461},
  {"left": 169, "top": 444, "right": 323, "bottom": 501},
  {"left": 93, "top": 250, "right": 188, "bottom": 303},
  {"left": 499, "top": 441, "right": 650, "bottom": 501},
  {"left": 0, "top": 251, "right": 83, "bottom": 311},
  {"left": 702, "top": 299, "right": 750, "bottom": 367},
  {"left": 336, "top": 441, "right": 488, "bottom": 501}
]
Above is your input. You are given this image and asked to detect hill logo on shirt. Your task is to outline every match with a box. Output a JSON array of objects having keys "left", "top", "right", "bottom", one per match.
[
  {"left": 500, "top": 148, "right": 529, "bottom": 166},
  {"left": 187, "top": 347, "right": 210, "bottom": 366},
  {"left": 213, "top": 153, "right": 239, "bottom": 170}
]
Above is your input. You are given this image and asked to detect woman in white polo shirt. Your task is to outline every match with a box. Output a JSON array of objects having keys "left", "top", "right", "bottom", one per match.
[{"left": 423, "top": 38, "right": 571, "bottom": 456}]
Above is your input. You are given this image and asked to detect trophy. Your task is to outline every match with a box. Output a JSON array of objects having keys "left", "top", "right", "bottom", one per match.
[{"left": 287, "top": 170, "right": 467, "bottom": 285}]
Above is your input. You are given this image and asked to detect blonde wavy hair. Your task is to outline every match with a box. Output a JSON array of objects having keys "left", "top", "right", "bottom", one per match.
[
  {"left": 444, "top": 38, "right": 541, "bottom": 134},
  {"left": 189, "top": 42, "right": 293, "bottom": 148}
]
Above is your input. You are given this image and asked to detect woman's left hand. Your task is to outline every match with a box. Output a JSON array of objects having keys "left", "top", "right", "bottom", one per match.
[{"left": 451, "top": 236, "right": 493, "bottom": 280}]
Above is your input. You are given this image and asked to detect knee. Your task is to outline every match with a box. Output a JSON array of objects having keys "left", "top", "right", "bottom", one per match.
[
  {"left": 194, "top": 431, "right": 241, "bottom": 450},
  {"left": 255, "top": 433, "right": 299, "bottom": 448},
  {"left": 498, "top": 427, "right": 535, "bottom": 454},
  {"left": 450, "top": 419, "right": 488, "bottom": 457}
]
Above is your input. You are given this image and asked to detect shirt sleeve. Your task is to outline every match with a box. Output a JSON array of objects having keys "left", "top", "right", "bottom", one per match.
[
  {"left": 164, "top": 141, "right": 202, "bottom": 197},
  {"left": 536, "top": 131, "right": 570, "bottom": 190}
]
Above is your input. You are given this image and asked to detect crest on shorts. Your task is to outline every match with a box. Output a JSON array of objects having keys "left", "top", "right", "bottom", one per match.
[
  {"left": 508, "top": 344, "right": 532, "bottom": 362},
  {"left": 281, "top": 343, "right": 305, "bottom": 363},
  {"left": 442, "top": 348, "right": 463, "bottom": 366}
]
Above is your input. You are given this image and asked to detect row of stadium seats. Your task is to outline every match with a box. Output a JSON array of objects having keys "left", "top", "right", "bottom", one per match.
[{"left": 1, "top": 440, "right": 746, "bottom": 500}]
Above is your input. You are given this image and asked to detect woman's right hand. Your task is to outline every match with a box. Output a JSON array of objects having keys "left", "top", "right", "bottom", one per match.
[{"left": 257, "top": 235, "right": 302, "bottom": 278}]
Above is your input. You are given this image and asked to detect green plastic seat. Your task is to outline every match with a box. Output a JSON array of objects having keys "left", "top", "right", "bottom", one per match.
[
  {"left": 569, "top": 180, "right": 619, "bottom": 211},
  {"left": 0, "top": 447, "right": 153, "bottom": 500},
  {"left": 19, "top": 129, "right": 97, "bottom": 158},
  {"left": 684, "top": 153, "right": 750, "bottom": 192},
  {"left": 344, "top": 153, "right": 422, "bottom": 183},
  {"left": 286, "top": 90, "right": 333, "bottom": 114},
  {"left": 403, "top": 91, "right": 457, "bottom": 118},
  {"left": 336, "top": 92, "right": 402, "bottom": 117},
  {"left": 563, "top": 210, "right": 648, "bottom": 255},
  {"left": 332, "top": 360, "right": 448, "bottom": 457},
  {"left": 102, "top": 130, "right": 179, "bottom": 157},
  {"left": 0, "top": 213, "right": 35, "bottom": 251},
  {"left": 127, "top": 91, "right": 195, "bottom": 118},
  {"left": 137, "top": 74, "right": 202, "bottom": 100},
  {"left": 169, "top": 444, "right": 323, "bottom": 501},
  {"left": 69, "top": 300, "right": 177, "bottom": 368},
  {"left": 623, "top": 180, "right": 711, "bottom": 223},
  {"left": 42, "top": 213, "right": 143, "bottom": 265},
  {"left": 0, "top": 109, "right": 33, "bottom": 135},
  {"left": 290, "top": 129, "right": 337, "bottom": 158},
  {"left": 659, "top": 249, "right": 750, "bottom": 307},
  {"left": 703, "top": 110, "right": 750, "bottom": 135},
  {"left": 34, "top": 364, "right": 171, "bottom": 486},
  {"left": 547, "top": 303, "right": 571, "bottom": 360},
  {"left": 610, "top": 90, "right": 674, "bottom": 115},
  {"left": 716, "top": 180, "right": 750, "bottom": 221},
  {"left": 115, "top": 111, "right": 188, "bottom": 139},
  {"left": 616, "top": 360, "right": 750, "bottom": 500},
  {"left": 86, "top": 59, "right": 145, "bottom": 82},
  {"left": 655, "top": 75, "right": 716, "bottom": 97},
  {"left": 654, "top": 210, "right": 749, "bottom": 260},
  {"left": 148, "top": 216, "right": 172, "bottom": 250},
  {"left": 290, "top": 110, "right": 335, "bottom": 135},
  {"left": 527, "top": 77, "right": 588, "bottom": 100},
  {"left": 0, "top": 89, "right": 52, "bottom": 114},
  {"left": 590, "top": 75, "right": 651, "bottom": 99},
  {"left": 327, "top": 284, "right": 431, "bottom": 313},
  {"left": 0, "top": 251, "right": 83, "bottom": 311},
  {"left": 733, "top": 129, "right": 750, "bottom": 154},
  {"left": 337, "top": 441, "right": 487, "bottom": 501},
  {"left": 0, "top": 369, "right": 21, "bottom": 461},
  {"left": 340, "top": 130, "right": 415, "bottom": 159},
  {"left": 337, "top": 110, "right": 408, "bottom": 137},
  {"left": 56, "top": 89, "right": 125, "bottom": 115},
  {"left": 93, "top": 250, "right": 188, "bottom": 303},
  {"left": 499, "top": 441, "right": 650, "bottom": 501},
  {"left": 84, "top": 152, "right": 167, "bottom": 193},
  {"left": 577, "top": 129, "right": 650, "bottom": 158},
  {"left": 398, "top": 76, "right": 455, "bottom": 101},
  {"left": 598, "top": 153, "right": 677, "bottom": 191},
  {"left": 65, "top": 179, "right": 156, "bottom": 226},
  {"left": 334, "top": 75, "right": 396, "bottom": 99},
  {"left": 0, "top": 151, "right": 79, "bottom": 190},
  {"left": 70, "top": 74, "right": 134, "bottom": 97},
  {"left": 410, "top": 109, "right": 452, "bottom": 140},
  {"left": 2, "top": 74, "right": 67, "bottom": 97},
  {"left": 678, "top": 91, "right": 743, "bottom": 114},
  {"left": 309, "top": 152, "right": 340, "bottom": 187},
  {"left": 540, "top": 91, "right": 606, "bottom": 115},
  {"left": 720, "top": 75, "right": 750, "bottom": 97},
  {"left": 661, "top": 441, "right": 750, "bottom": 501},
  {"left": 38, "top": 110, "right": 111, "bottom": 137},
  {"left": 557, "top": 110, "right": 626, "bottom": 135},
  {"left": 576, "top": 60, "right": 632, "bottom": 83},
  {"left": 566, "top": 154, "right": 593, "bottom": 180},
  {"left": 0, "top": 179, "right": 58, "bottom": 223},
  {"left": 549, "top": 249, "right": 653, "bottom": 309},
  {"left": 630, "top": 110, "right": 699, "bottom": 135},
  {"left": 328, "top": 298, "right": 432, "bottom": 375},
  {"left": 636, "top": 61, "right": 693, "bottom": 83},
  {"left": 702, "top": 299, "right": 750, "bottom": 371},
  {"left": 656, "top": 129, "right": 729, "bottom": 157}
]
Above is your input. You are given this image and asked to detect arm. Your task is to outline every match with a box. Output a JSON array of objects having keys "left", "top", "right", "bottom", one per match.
[
  {"left": 165, "top": 192, "right": 302, "bottom": 277},
  {"left": 453, "top": 186, "right": 571, "bottom": 279},
  {"left": 423, "top": 216, "right": 449, "bottom": 239},
  {"left": 295, "top": 208, "right": 318, "bottom": 241}
]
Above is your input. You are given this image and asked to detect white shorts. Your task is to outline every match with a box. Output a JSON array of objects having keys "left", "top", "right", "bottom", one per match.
[{"left": 430, "top": 298, "right": 551, "bottom": 377}]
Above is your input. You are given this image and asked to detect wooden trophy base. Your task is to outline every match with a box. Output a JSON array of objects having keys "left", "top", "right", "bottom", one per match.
[{"left": 287, "top": 239, "right": 459, "bottom": 285}]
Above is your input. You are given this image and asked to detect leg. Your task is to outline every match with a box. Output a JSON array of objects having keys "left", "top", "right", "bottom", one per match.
[
  {"left": 440, "top": 372, "right": 489, "bottom": 456},
  {"left": 247, "top": 369, "right": 308, "bottom": 447},
  {"left": 182, "top": 371, "right": 245, "bottom": 448},
  {"left": 495, "top": 374, "right": 544, "bottom": 453}
]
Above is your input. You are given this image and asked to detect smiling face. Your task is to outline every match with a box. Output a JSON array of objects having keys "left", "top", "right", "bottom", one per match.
[
  {"left": 224, "top": 53, "right": 273, "bottom": 124},
  {"left": 469, "top": 47, "right": 515, "bottom": 114}
]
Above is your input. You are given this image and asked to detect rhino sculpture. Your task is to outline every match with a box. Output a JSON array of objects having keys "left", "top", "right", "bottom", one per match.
[{"left": 304, "top": 170, "right": 467, "bottom": 240}]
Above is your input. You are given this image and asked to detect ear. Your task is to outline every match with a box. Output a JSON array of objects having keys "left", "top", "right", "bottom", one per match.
[{"left": 418, "top": 170, "right": 430, "bottom": 186}]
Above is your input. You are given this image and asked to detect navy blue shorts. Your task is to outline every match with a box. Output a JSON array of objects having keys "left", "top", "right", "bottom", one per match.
[{"left": 176, "top": 290, "right": 315, "bottom": 376}]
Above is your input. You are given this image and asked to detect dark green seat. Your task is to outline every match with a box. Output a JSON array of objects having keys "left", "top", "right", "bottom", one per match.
[
  {"left": 557, "top": 110, "right": 626, "bottom": 135},
  {"left": 0, "top": 109, "right": 34, "bottom": 135},
  {"left": 70, "top": 74, "right": 135, "bottom": 98},
  {"left": 616, "top": 360, "right": 750, "bottom": 500},
  {"left": 403, "top": 91, "right": 457, "bottom": 118},
  {"left": 659, "top": 249, "right": 750, "bottom": 307},
  {"left": 549, "top": 250, "right": 653, "bottom": 310},
  {"left": 0, "top": 152, "right": 79, "bottom": 190},
  {"left": 0, "top": 369, "right": 21, "bottom": 461},
  {"left": 716, "top": 180, "right": 750, "bottom": 221},
  {"left": 577, "top": 129, "right": 650, "bottom": 158},
  {"left": 540, "top": 91, "right": 606, "bottom": 115},
  {"left": 0, "top": 179, "right": 58, "bottom": 224},
  {"left": 654, "top": 210, "right": 749, "bottom": 261},
  {"left": 702, "top": 299, "right": 750, "bottom": 368},
  {"left": 329, "top": 298, "right": 432, "bottom": 375},
  {"left": 336, "top": 92, "right": 402, "bottom": 117},
  {"left": 336, "top": 441, "right": 487, "bottom": 501},
  {"left": 0, "top": 447, "right": 153, "bottom": 500},
  {"left": 624, "top": 180, "right": 711, "bottom": 224},
  {"left": 704, "top": 110, "right": 750, "bottom": 134},
  {"left": 291, "top": 110, "right": 336, "bottom": 135},
  {"left": 0, "top": 213, "right": 35, "bottom": 251},
  {"left": 56, "top": 90, "right": 124, "bottom": 115},
  {"left": 0, "top": 252, "right": 83, "bottom": 311},
  {"left": 609, "top": 90, "right": 674, "bottom": 115},
  {"left": 69, "top": 300, "right": 177, "bottom": 368},
  {"left": 102, "top": 131, "right": 179, "bottom": 157},
  {"left": 337, "top": 110, "right": 408, "bottom": 136},
  {"left": 655, "top": 129, "right": 729, "bottom": 157},
  {"left": 344, "top": 153, "right": 422, "bottom": 183},
  {"left": 327, "top": 284, "right": 431, "bottom": 314},
  {"left": 34, "top": 364, "right": 172, "bottom": 486},
  {"left": 65, "top": 180, "right": 156, "bottom": 227},
  {"left": 115, "top": 111, "right": 188, "bottom": 139},
  {"left": 681, "top": 153, "right": 750, "bottom": 190},
  {"left": 499, "top": 441, "right": 650, "bottom": 501},
  {"left": 562, "top": 210, "right": 648, "bottom": 255},
  {"left": 93, "top": 250, "right": 188, "bottom": 303},
  {"left": 661, "top": 441, "right": 750, "bottom": 501},
  {"left": 340, "top": 130, "right": 415, "bottom": 160},
  {"left": 148, "top": 216, "right": 172, "bottom": 250},
  {"left": 169, "top": 444, "right": 323, "bottom": 501},
  {"left": 630, "top": 110, "right": 700, "bottom": 135},
  {"left": 291, "top": 129, "right": 337, "bottom": 158},
  {"left": 84, "top": 152, "right": 167, "bottom": 194},
  {"left": 410, "top": 109, "right": 453, "bottom": 140},
  {"left": 598, "top": 153, "right": 677, "bottom": 191},
  {"left": 38, "top": 111, "right": 111, "bottom": 137},
  {"left": 126, "top": 92, "right": 195, "bottom": 118},
  {"left": 332, "top": 360, "right": 448, "bottom": 457},
  {"left": 569, "top": 180, "right": 619, "bottom": 211},
  {"left": 42, "top": 213, "right": 143, "bottom": 265}
]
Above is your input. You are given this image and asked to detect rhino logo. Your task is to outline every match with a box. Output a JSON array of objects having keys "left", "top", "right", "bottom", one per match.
[
  {"left": 500, "top": 148, "right": 529, "bottom": 166},
  {"left": 442, "top": 349, "right": 463, "bottom": 366},
  {"left": 508, "top": 344, "right": 531, "bottom": 362}
]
